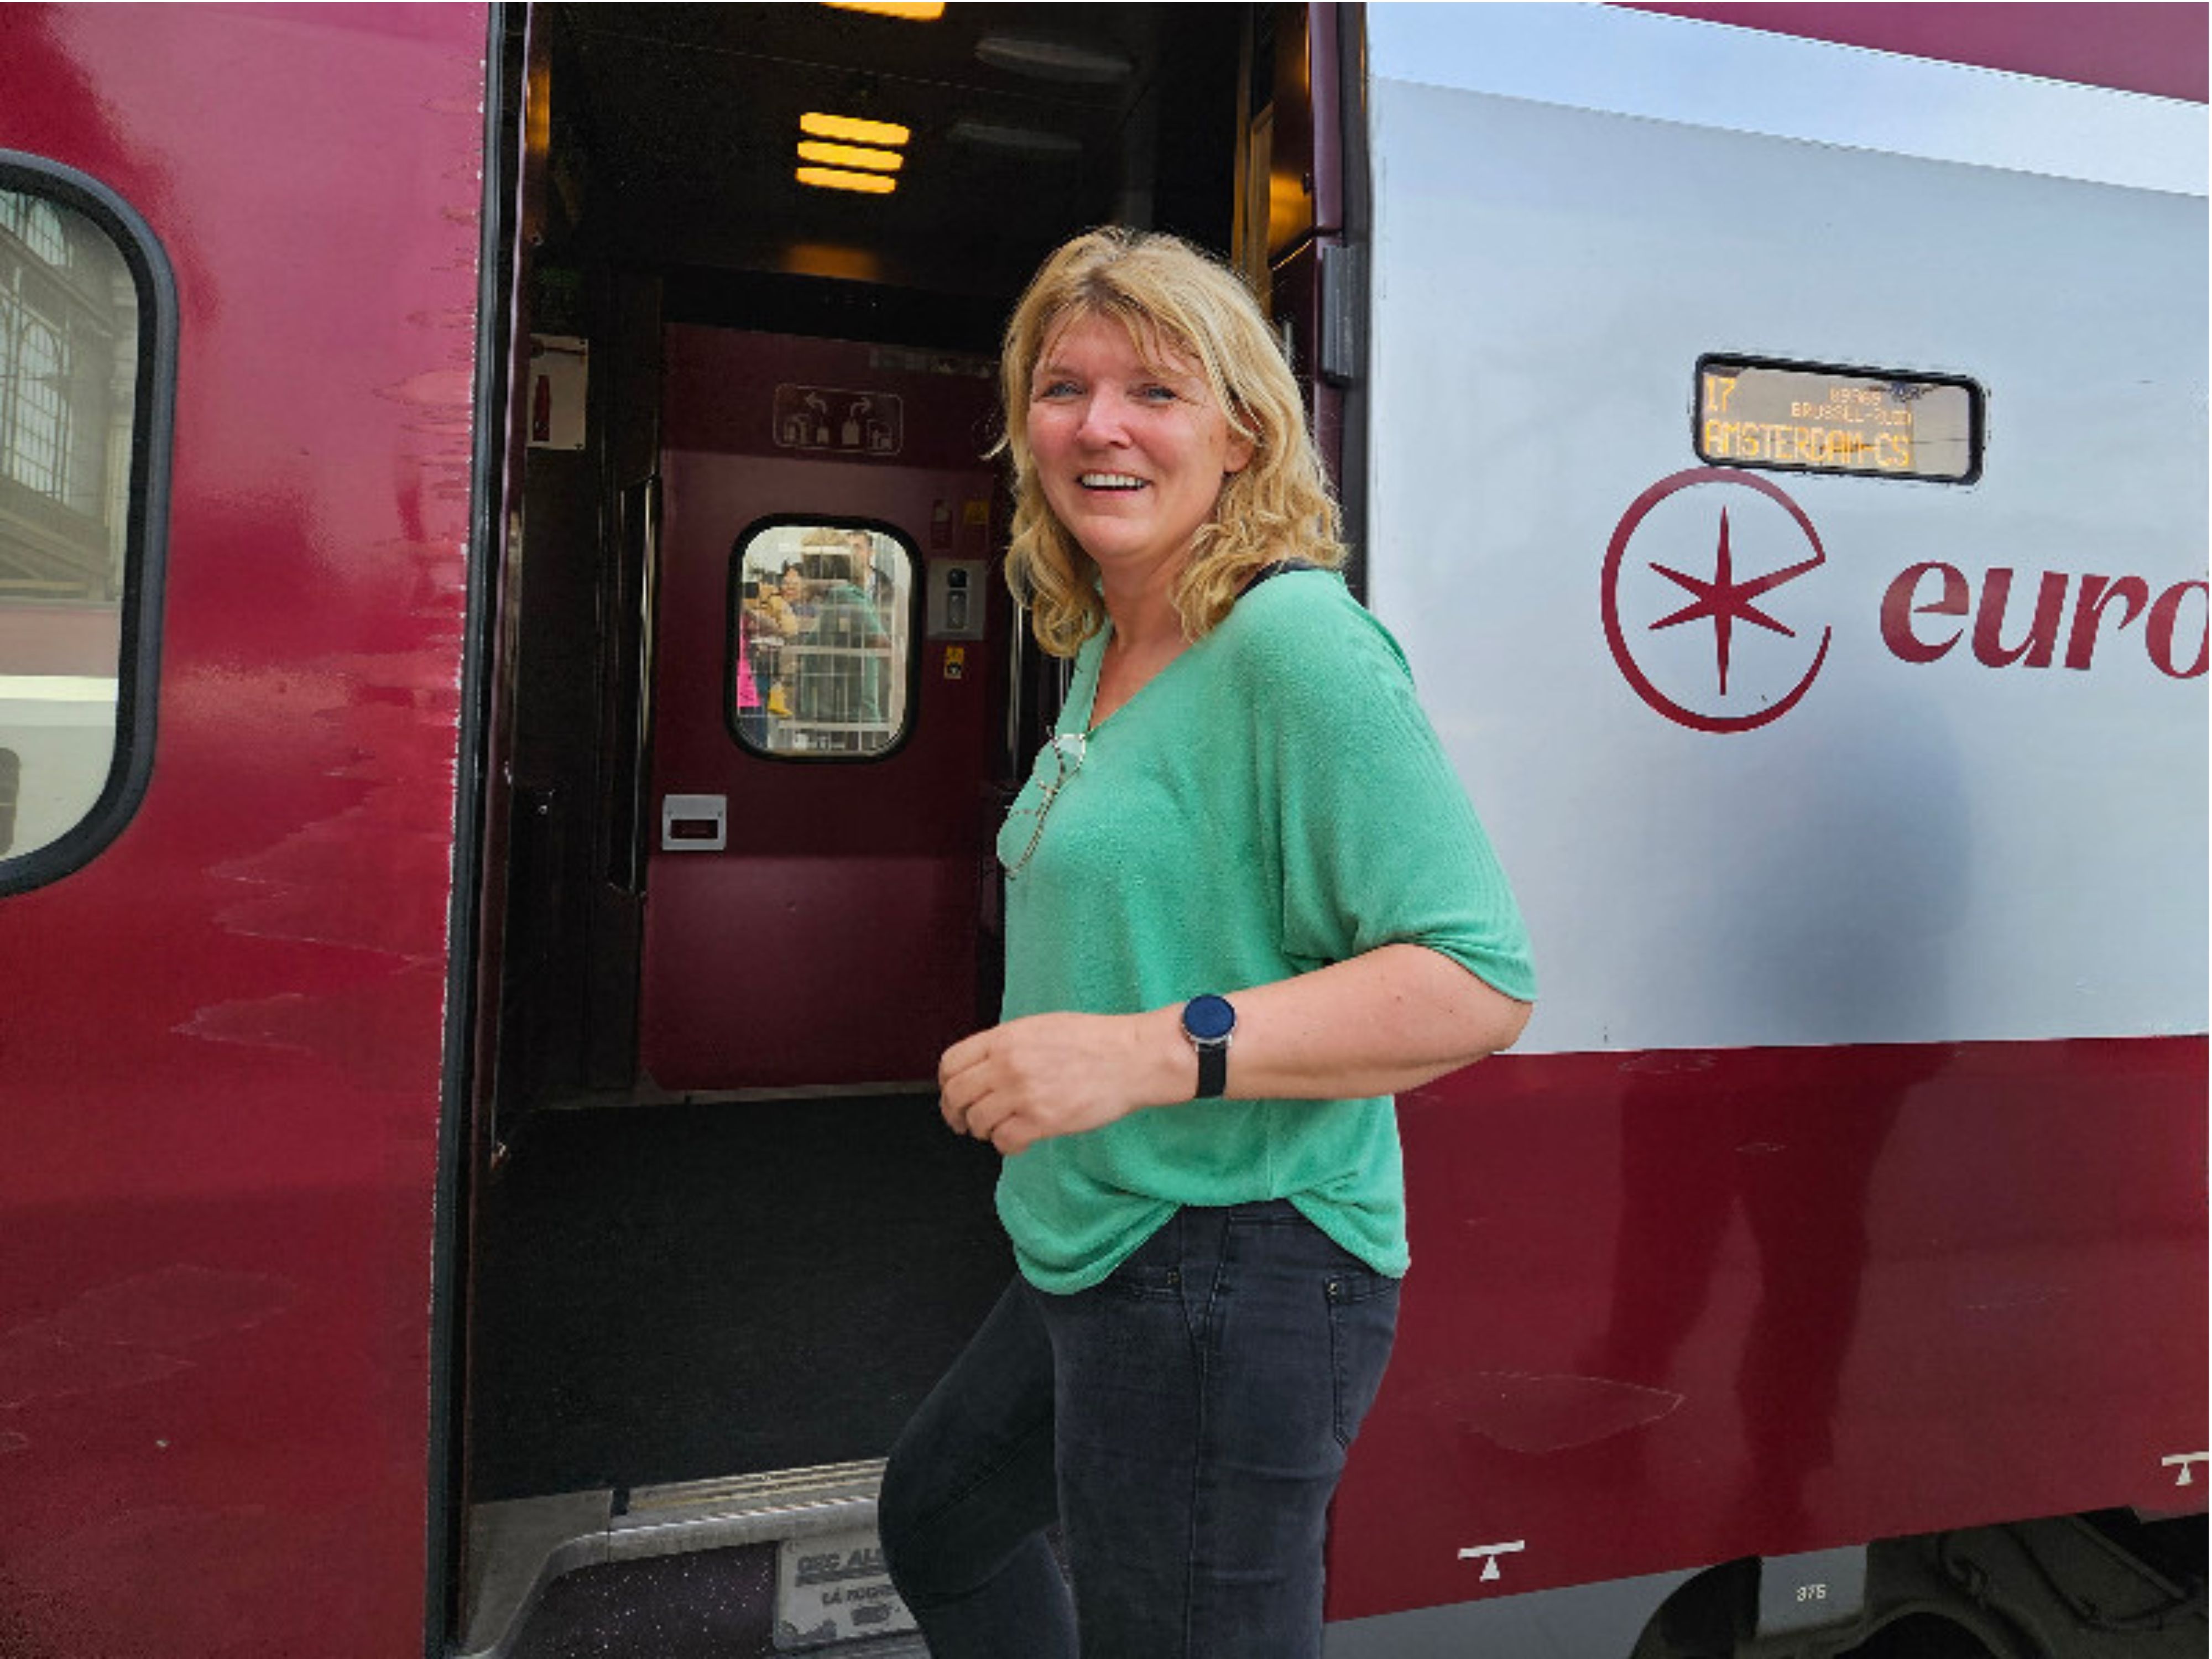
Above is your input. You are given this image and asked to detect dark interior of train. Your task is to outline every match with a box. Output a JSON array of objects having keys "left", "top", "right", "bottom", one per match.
[{"left": 467, "top": 2, "right": 1297, "bottom": 1515}]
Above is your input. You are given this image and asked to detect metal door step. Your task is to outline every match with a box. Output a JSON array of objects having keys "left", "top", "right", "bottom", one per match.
[{"left": 460, "top": 1459, "right": 924, "bottom": 1658}]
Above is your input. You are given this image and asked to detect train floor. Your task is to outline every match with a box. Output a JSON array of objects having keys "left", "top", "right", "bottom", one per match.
[{"left": 466, "top": 1091, "right": 1011, "bottom": 1503}]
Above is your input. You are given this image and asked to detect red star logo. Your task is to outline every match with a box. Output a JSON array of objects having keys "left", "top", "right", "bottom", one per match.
[
  {"left": 1646, "top": 508, "right": 1823, "bottom": 695},
  {"left": 1603, "top": 468, "right": 1832, "bottom": 735}
]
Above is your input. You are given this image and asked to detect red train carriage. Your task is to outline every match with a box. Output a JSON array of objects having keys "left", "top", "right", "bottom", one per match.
[{"left": 0, "top": 6, "right": 2201, "bottom": 1657}]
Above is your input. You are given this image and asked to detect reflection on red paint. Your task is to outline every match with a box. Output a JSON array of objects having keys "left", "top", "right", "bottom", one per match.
[
  {"left": 1326, "top": 1036, "right": 2208, "bottom": 1620},
  {"left": 1621, "top": 3, "right": 2210, "bottom": 105},
  {"left": 0, "top": 7, "right": 487, "bottom": 1656}
]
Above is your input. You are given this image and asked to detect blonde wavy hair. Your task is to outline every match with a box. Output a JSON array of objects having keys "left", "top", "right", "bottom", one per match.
[{"left": 995, "top": 227, "right": 1345, "bottom": 658}]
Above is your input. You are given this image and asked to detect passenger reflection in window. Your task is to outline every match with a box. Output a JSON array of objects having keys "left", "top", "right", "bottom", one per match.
[
  {"left": 729, "top": 524, "right": 911, "bottom": 757},
  {"left": 846, "top": 529, "right": 893, "bottom": 609},
  {"left": 733, "top": 608, "right": 765, "bottom": 748},
  {"left": 802, "top": 539, "right": 890, "bottom": 744},
  {"left": 747, "top": 566, "right": 805, "bottom": 722}
]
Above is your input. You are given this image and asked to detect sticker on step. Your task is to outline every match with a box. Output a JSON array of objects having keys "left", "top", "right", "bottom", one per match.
[{"left": 775, "top": 1528, "right": 919, "bottom": 1649}]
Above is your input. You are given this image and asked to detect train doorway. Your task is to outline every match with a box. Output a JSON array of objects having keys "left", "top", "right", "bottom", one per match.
[
  {"left": 450, "top": 4, "right": 1348, "bottom": 1652},
  {"left": 637, "top": 325, "right": 1005, "bottom": 1095}
]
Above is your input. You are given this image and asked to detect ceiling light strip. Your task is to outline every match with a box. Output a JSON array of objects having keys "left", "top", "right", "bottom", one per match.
[
  {"left": 822, "top": 2, "right": 945, "bottom": 19},
  {"left": 796, "top": 166, "right": 899, "bottom": 195},
  {"left": 796, "top": 140, "right": 904, "bottom": 173},
  {"left": 800, "top": 112, "right": 911, "bottom": 147}
]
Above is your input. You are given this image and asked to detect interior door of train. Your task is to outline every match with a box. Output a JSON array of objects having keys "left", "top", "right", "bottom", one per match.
[{"left": 640, "top": 329, "right": 1006, "bottom": 1094}]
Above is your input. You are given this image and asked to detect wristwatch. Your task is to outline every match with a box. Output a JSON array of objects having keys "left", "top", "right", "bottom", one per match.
[{"left": 1180, "top": 994, "right": 1237, "bottom": 1099}]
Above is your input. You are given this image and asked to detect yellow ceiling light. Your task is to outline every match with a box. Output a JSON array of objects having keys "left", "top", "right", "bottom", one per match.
[
  {"left": 797, "top": 165, "right": 899, "bottom": 195},
  {"left": 822, "top": 2, "right": 946, "bottom": 18},
  {"left": 797, "top": 139, "right": 905, "bottom": 174},
  {"left": 800, "top": 112, "right": 911, "bottom": 148}
]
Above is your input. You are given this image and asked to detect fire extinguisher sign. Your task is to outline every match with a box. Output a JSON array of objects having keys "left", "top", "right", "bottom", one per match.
[{"left": 526, "top": 335, "right": 588, "bottom": 452}]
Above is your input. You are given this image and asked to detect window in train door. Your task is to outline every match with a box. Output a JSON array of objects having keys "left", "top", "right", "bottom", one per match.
[
  {"left": 0, "top": 153, "right": 175, "bottom": 895},
  {"left": 728, "top": 519, "right": 920, "bottom": 759}
]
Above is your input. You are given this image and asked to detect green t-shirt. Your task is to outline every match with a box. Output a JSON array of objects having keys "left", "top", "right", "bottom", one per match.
[{"left": 994, "top": 570, "right": 1535, "bottom": 1293}]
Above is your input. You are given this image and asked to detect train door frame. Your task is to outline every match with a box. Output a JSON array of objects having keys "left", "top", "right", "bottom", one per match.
[
  {"left": 439, "top": 6, "right": 1360, "bottom": 1649},
  {"left": 430, "top": 6, "right": 530, "bottom": 1645}
]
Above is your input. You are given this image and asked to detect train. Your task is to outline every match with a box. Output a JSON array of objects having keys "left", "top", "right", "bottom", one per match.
[{"left": 0, "top": 4, "right": 2203, "bottom": 1656}]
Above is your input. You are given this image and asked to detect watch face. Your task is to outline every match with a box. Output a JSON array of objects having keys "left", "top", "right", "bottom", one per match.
[{"left": 1184, "top": 994, "right": 1235, "bottom": 1043}]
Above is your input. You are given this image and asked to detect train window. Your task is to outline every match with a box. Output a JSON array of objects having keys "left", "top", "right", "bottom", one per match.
[
  {"left": 1695, "top": 357, "right": 1983, "bottom": 484},
  {"left": 729, "top": 521, "right": 918, "bottom": 759},
  {"left": 0, "top": 156, "right": 174, "bottom": 893}
]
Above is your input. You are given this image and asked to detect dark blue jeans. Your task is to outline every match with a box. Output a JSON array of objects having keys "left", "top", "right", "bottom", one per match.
[{"left": 878, "top": 1200, "right": 1400, "bottom": 1658}]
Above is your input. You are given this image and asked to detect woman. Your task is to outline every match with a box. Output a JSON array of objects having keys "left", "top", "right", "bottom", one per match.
[
  {"left": 740, "top": 575, "right": 795, "bottom": 725},
  {"left": 732, "top": 606, "right": 765, "bottom": 748},
  {"left": 879, "top": 228, "right": 1535, "bottom": 1658},
  {"left": 749, "top": 564, "right": 810, "bottom": 722}
]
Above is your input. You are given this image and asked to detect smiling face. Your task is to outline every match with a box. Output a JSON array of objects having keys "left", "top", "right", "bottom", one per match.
[
  {"left": 779, "top": 567, "right": 805, "bottom": 604},
  {"left": 1024, "top": 311, "right": 1254, "bottom": 587}
]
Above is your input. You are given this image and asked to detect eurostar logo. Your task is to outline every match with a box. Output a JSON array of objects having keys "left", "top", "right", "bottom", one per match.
[{"left": 1603, "top": 469, "right": 1833, "bottom": 733}]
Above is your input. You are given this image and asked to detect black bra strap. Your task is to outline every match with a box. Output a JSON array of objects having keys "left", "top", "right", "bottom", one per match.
[{"left": 1237, "top": 557, "right": 1320, "bottom": 597}]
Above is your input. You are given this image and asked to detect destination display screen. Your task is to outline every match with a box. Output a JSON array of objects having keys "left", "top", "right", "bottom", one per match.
[{"left": 1695, "top": 359, "right": 1980, "bottom": 482}]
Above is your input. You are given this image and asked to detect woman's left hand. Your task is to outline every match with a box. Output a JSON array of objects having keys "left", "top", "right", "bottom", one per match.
[{"left": 940, "top": 1011, "right": 1180, "bottom": 1156}]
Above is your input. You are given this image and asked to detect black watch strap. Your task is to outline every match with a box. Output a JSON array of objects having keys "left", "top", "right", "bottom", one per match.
[{"left": 1196, "top": 1039, "right": 1227, "bottom": 1099}]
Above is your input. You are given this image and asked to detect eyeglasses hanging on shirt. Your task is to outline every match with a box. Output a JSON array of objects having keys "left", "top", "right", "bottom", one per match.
[{"left": 1003, "top": 732, "right": 1087, "bottom": 878}]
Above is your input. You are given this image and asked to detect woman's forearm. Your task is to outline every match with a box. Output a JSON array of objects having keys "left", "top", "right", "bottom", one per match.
[
  {"left": 1136, "top": 942, "right": 1530, "bottom": 1106},
  {"left": 941, "top": 945, "right": 1531, "bottom": 1155}
]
